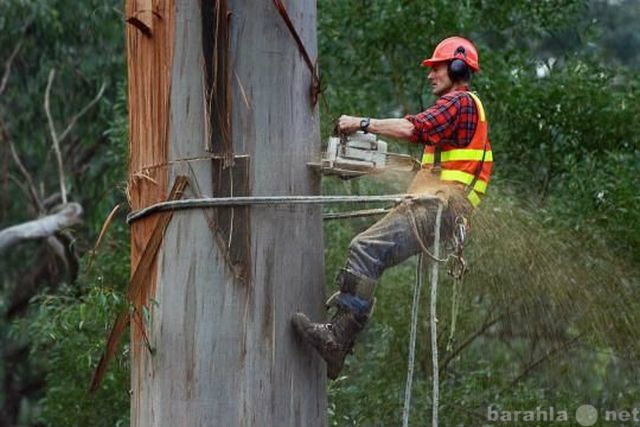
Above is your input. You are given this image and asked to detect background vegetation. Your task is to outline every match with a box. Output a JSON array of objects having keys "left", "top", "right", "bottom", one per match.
[{"left": 0, "top": 0, "right": 638, "bottom": 426}]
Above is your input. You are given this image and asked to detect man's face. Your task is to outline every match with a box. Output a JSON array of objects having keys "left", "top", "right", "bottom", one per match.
[{"left": 428, "top": 62, "right": 453, "bottom": 96}]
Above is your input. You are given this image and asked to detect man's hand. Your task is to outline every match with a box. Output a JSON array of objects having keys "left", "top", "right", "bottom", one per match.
[
  {"left": 337, "top": 115, "right": 415, "bottom": 140},
  {"left": 337, "top": 115, "right": 361, "bottom": 135}
]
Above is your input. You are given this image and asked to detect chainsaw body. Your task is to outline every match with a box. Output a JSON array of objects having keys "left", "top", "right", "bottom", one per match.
[{"left": 309, "top": 131, "right": 417, "bottom": 178}]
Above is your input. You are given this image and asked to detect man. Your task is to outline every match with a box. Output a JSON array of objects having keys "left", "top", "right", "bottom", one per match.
[{"left": 292, "top": 36, "right": 493, "bottom": 379}]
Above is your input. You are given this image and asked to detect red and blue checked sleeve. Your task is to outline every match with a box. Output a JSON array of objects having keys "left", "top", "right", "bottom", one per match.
[{"left": 404, "top": 91, "right": 478, "bottom": 147}]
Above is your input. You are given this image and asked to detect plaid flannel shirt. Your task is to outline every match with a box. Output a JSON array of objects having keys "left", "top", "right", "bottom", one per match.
[{"left": 404, "top": 86, "right": 478, "bottom": 147}]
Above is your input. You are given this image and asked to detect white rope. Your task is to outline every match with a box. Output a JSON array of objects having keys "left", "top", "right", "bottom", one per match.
[
  {"left": 429, "top": 202, "right": 443, "bottom": 427},
  {"left": 402, "top": 253, "right": 425, "bottom": 427},
  {"left": 402, "top": 202, "right": 443, "bottom": 427}
]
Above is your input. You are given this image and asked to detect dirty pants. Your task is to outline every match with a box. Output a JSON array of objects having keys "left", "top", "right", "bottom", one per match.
[{"left": 344, "top": 195, "right": 471, "bottom": 282}]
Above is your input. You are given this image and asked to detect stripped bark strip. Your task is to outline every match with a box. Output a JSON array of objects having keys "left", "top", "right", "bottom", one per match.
[
  {"left": 89, "top": 311, "right": 128, "bottom": 392},
  {"left": 86, "top": 204, "right": 121, "bottom": 274},
  {"left": 126, "top": 0, "right": 174, "bottom": 274},
  {"left": 129, "top": 176, "right": 188, "bottom": 304},
  {"left": 272, "top": 0, "right": 321, "bottom": 106},
  {"left": 89, "top": 176, "right": 188, "bottom": 393}
]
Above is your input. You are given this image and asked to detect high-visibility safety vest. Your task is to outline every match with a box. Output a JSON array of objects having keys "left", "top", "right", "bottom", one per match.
[{"left": 420, "top": 92, "right": 492, "bottom": 207}]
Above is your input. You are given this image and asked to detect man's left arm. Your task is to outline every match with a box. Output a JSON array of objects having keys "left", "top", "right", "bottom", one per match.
[{"left": 337, "top": 115, "right": 415, "bottom": 141}]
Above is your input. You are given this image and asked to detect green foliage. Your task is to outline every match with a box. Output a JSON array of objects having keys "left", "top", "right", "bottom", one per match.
[
  {"left": 8, "top": 215, "right": 130, "bottom": 427},
  {"left": 0, "top": 1, "right": 127, "bottom": 424},
  {"left": 0, "top": 0, "right": 125, "bottom": 229},
  {"left": 319, "top": 1, "right": 640, "bottom": 426}
]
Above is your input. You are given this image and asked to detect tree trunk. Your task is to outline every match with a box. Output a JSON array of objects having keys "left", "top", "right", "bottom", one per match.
[{"left": 127, "top": 1, "right": 326, "bottom": 426}]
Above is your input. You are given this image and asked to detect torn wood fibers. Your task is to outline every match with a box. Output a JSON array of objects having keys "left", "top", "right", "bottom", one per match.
[{"left": 126, "top": 0, "right": 172, "bottom": 338}]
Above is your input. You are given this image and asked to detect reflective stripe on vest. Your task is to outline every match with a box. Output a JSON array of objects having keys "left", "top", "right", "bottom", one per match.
[
  {"left": 467, "top": 190, "right": 481, "bottom": 207},
  {"left": 440, "top": 169, "right": 488, "bottom": 193},
  {"left": 421, "top": 149, "right": 493, "bottom": 165}
]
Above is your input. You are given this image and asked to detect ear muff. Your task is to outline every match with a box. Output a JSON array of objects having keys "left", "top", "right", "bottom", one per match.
[{"left": 448, "top": 46, "right": 471, "bottom": 82}]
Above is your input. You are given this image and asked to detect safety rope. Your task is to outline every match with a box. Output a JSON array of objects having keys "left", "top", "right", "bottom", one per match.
[
  {"left": 402, "top": 253, "right": 425, "bottom": 427},
  {"left": 126, "top": 194, "right": 438, "bottom": 224},
  {"left": 402, "top": 202, "right": 443, "bottom": 427},
  {"left": 429, "top": 202, "right": 444, "bottom": 427},
  {"left": 403, "top": 203, "right": 468, "bottom": 427}
]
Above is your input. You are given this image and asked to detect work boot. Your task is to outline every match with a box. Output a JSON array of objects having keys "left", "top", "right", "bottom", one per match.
[
  {"left": 292, "top": 310, "right": 367, "bottom": 379},
  {"left": 292, "top": 269, "right": 375, "bottom": 379}
]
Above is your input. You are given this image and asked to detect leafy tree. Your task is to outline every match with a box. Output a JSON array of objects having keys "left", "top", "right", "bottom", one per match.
[{"left": 0, "top": 0, "right": 126, "bottom": 425}]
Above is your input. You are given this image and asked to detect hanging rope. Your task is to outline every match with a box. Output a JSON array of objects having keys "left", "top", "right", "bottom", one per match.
[
  {"left": 429, "top": 202, "right": 444, "bottom": 427},
  {"left": 402, "top": 253, "right": 425, "bottom": 427},
  {"left": 402, "top": 202, "right": 444, "bottom": 427}
]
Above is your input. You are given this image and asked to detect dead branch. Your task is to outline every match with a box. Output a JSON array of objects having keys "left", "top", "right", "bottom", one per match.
[
  {"left": 86, "top": 204, "right": 121, "bottom": 273},
  {"left": 58, "top": 81, "right": 107, "bottom": 143},
  {"left": 7, "top": 174, "right": 33, "bottom": 207},
  {"left": 509, "top": 333, "right": 583, "bottom": 387},
  {"left": 46, "top": 235, "right": 70, "bottom": 272},
  {"left": 7, "top": 136, "right": 43, "bottom": 212},
  {"left": 0, "top": 202, "right": 83, "bottom": 253},
  {"left": 42, "top": 192, "right": 62, "bottom": 209},
  {"left": 44, "top": 69, "right": 68, "bottom": 204},
  {"left": 0, "top": 39, "right": 22, "bottom": 97},
  {"left": 44, "top": 69, "right": 107, "bottom": 205},
  {"left": 441, "top": 312, "right": 506, "bottom": 371}
]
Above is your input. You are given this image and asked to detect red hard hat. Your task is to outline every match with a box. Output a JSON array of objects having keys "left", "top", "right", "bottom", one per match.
[{"left": 422, "top": 36, "right": 480, "bottom": 72}]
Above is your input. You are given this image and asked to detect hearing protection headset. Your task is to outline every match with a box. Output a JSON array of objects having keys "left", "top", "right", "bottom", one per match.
[{"left": 448, "top": 46, "right": 471, "bottom": 82}]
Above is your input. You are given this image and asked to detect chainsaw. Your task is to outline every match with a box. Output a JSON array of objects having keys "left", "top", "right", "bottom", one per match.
[{"left": 309, "top": 131, "right": 419, "bottom": 179}]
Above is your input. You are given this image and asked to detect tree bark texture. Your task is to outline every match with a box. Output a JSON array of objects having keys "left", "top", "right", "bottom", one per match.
[{"left": 127, "top": 1, "right": 326, "bottom": 426}]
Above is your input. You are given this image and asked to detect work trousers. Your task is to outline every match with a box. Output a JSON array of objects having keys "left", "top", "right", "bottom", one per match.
[{"left": 343, "top": 194, "right": 471, "bottom": 282}]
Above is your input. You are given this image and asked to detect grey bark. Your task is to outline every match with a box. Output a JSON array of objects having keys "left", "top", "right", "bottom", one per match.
[
  {"left": 131, "top": 1, "right": 326, "bottom": 427},
  {"left": 0, "top": 203, "right": 82, "bottom": 253}
]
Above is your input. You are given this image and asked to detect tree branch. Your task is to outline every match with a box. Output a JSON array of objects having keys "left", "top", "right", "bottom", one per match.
[
  {"left": 0, "top": 203, "right": 83, "bottom": 253},
  {"left": 4, "top": 126, "right": 43, "bottom": 212},
  {"left": 44, "top": 70, "right": 107, "bottom": 205},
  {"left": 509, "top": 333, "right": 583, "bottom": 387},
  {"left": 44, "top": 69, "right": 68, "bottom": 204},
  {"left": 58, "top": 81, "right": 107, "bottom": 143},
  {"left": 0, "top": 39, "right": 22, "bottom": 97},
  {"left": 441, "top": 312, "right": 506, "bottom": 371}
]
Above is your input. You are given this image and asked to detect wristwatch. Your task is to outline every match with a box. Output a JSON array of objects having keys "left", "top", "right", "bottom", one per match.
[{"left": 360, "top": 117, "right": 371, "bottom": 133}]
